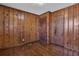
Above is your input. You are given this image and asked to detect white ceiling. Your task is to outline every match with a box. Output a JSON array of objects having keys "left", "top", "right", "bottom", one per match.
[{"left": 1, "top": 3, "right": 75, "bottom": 15}]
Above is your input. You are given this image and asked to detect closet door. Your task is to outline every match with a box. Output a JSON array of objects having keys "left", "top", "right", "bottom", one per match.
[
  {"left": 39, "top": 16, "right": 47, "bottom": 45},
  {"left": 26, "top": 13, "right": 32, "bottom": 43},
  {"left": 53, "top": 10, "right": 64, "bottom": 46},
  {"left": 30, "top": 15, "right": 38, "bottom": 42}
]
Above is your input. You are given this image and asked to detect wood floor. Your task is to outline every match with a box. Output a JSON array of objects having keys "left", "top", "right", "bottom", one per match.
[{"left": 0, "top": 42, "right": 78, "bottom": 56}]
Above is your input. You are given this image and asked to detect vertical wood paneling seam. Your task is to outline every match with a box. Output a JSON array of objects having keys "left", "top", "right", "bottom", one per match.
[
  {"left": 2, "top": 6, "right": 4, "bottom": 48},
  {"left": 47, "top": 13, "right": 50, "bottom": 44},
  {"left": 76, "top": 4, "right": 79, "bottom": 54},
  {"left": 67, "top": 7, "right": 69, "bottom": 56},
  {"left": 73, "top": 5, "right": 75, "bottom": 55},
  {"left": 63, "top": 9, "right": 65, "bottom": 55},
  {"left": 72, "top": 5, "right": 74, "bottom": 56},
  {"left": 3, "top": 7, "right": 5, "bottom": 48},
  {"left": 23, "top": 13, "right": 25, "bottom": 42},
  {"left": 17, "top": 11, "right": 22, "bottom": 41},
  {"left": 37, "top": 16, "right": 39, "bottom": 41},
  {"left": 73, "top": 6, "right": 76, "bottom": 55},
  {"left": 28, "top": 14, "right": 32, "bottom": 42},
  {"left": 13, "top": 9, "right": 15, "bottom": 55},
  {"left": 8, "top": 8, "right": 10, "bottom": 47}
]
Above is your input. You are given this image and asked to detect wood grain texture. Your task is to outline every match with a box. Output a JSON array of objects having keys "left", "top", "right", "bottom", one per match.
[
  {"left": 0, "top": 5, "right": 39, "bottom": 49},
  {"left": 0, "top": 42, "right": 65, "bottom": 56},
  {"left": 0, "top": 4, "right": 79, "bottom": 56},
  {"left": 0, "top": 6, "right": 4, "bottom": 48},
  {"left": 50, "top": 4, "right": 79, "bottom": 56},
  {"left": 39, "top": 12, "right": 50, "bottom": 45}
]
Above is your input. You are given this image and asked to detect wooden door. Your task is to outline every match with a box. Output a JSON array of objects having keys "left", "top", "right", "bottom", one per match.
[
  {"left": 24, "top": 13, "right": 30, "bottom": 43},
  {"left": 53, "top": 11, "right": 64, "bottom": 47},
  {"left": 30, "top": 15, "right": 38, "bottom": 42},
  {"left": 39, "top": 16, "right": 47, "bottom": 45}
]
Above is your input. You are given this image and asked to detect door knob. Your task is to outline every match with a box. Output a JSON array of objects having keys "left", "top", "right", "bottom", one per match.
[{"left": 22, "top": 38, "right": 25, "bottom": 42}]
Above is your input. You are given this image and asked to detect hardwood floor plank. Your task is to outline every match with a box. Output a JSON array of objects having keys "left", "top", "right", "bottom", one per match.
[{"left": 0, "top": 42, "right": 75, "bottom": 56}]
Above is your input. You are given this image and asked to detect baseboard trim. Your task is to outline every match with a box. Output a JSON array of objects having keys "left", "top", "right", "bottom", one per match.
[
  {"left": 0, "top": 40, "right": 40, "bottom": 50},
  {"left": 50, "top": 43, "right": 79, "bottom": 53},
  {"left": 50, "top": 43, "right": 64, "bottom": 47}
]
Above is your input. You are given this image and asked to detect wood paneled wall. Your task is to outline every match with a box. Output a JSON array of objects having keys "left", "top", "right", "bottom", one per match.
[
  {"left": 50, "top": 4, "right": 79, "bottom": 55},
  {"left": 0, "top": 5, "right": 39, "bottom": 49},
  {"left": 0, "top": 4, "right": 79, "bottom": 56}
]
